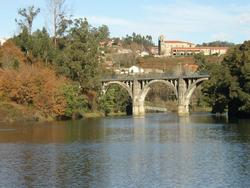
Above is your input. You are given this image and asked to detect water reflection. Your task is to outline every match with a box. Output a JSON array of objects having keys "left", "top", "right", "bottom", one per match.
[{"left": 0, "top": 113, "right": 249, "bottom": 187}]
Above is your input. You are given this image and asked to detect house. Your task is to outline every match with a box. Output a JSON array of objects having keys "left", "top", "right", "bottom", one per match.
[
  {"left": 128, "top": 65, "right": 144, "bottom": 74},
  {"left": 158, "top": 35, "right": 228, "bottom": 56}
]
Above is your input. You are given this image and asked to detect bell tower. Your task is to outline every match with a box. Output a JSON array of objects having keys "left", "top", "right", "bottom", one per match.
[{"left": 158, "top": 35, "right": 166, "bottom": 55}]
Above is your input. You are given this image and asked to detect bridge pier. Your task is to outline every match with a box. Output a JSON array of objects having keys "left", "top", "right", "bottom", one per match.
[
  {"left": 133, "top": 79, "right": 145, "bottom": 116},
  {"left": 178, "top": 104, "right": 189, "bottom": 116},
  {"left": 133, "top": 100, "right": 145, "bottom": 116},
  {"left": 177, "top": 77, "right": 190, "bottom": 116}
]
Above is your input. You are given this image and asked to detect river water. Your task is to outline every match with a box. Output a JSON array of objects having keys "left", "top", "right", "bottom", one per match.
[{"left": 0, "top": 113, "right": 249, "bottom": 187}]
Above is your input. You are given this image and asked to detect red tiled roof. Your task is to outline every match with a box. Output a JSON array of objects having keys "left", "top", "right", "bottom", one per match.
[
  {"left": 198, "top": 46, "right": 229, "bottom": 50},
  {"left": 164, "top": 40, "right": 194, "bottom": 45},
  {"left": 172, "top": 47, "right": 228, "bottom": 50}
]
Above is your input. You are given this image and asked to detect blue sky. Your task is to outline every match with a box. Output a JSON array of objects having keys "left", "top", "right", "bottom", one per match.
[{"left": 1, "top": 0, "right": 250, "bottom": 44}]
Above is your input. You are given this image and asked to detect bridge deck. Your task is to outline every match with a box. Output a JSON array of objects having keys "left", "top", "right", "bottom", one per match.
[{"left": 101, "top": 73, "right": 210, "bottom": 82}]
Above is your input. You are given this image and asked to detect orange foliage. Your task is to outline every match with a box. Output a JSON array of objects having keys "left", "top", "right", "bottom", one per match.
[
  {"left": 0, "top": 64, "right": 67, "bottom": 117},
  {"left": 0, "top": 40, "right": 27, "bottom": 67}
]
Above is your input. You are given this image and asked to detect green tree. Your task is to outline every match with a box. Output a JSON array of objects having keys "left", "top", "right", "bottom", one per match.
[
  {"left": 201, "top": 63, "right": 231, "bottom": 113},
  {"left": 99, "top": 85, "right": 131, "bottom": 116},
  {"left": 223, "top": 42, "right": 250, "bottom": 116},
  {"left": 55, "top": 18, "right": 101, "bottom": 92},
  {"left": 199, "top": 41, "right": 250, "bottom": 117},
  {"left": 198, "top": 41, "right": 234, "bottom": 47},
  {"left": 15, "top": 5, "right": 40, "bottom": 34},
  {"left": 13, "top": 27, "right": 32, "bottom": 59},
  {"left": 61, "top": 83, "right": 88, "bottom": 118},
  {"left": 194, "top": 53, "right": 207, "bottom": 72},
  {"left": 99, "top": 88, "right": 115, "bottom": 116},
  {"left": 97, "top": 25, "right": 110, "bottom": 41},
  {"left": 123, "top": 33, "right": 154, "bottom": 48},
  {"left": 111, "top": 85, "right": 131, "bottom": 113},
  {"left": 31, "top": 28, "right": 55, "bottom": 64}
]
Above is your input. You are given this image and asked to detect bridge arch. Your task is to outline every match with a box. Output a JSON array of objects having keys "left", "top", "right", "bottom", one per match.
[
  {"left": 139, "top": 80, "right": 178, "bottom": 102},
  {"left": 102, "top": 81, "right": 133, "bottom": 99},
  {"left": 185, "top": 77, "right": 209, "bottom": 101}
]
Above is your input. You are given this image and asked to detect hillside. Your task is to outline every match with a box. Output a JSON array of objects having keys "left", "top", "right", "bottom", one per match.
[{"left": 137, "top": 56, "right": 224, "bottom": 70}]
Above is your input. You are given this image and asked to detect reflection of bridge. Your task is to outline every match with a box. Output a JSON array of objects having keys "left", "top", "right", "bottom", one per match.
[{"left": 101, "top": 73, "right": 209, "bottom": 116}]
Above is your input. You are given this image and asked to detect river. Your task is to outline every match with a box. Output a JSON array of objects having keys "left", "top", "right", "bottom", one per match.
[{"left": 0, "top": 113, "right": 249, "bottom": 187}]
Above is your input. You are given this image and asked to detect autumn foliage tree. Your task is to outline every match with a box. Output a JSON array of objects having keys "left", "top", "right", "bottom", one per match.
[
  {"left": 0, "top": 65, "right": 67, "bottom": 117},
  {"left": 0, "top": 40, "right": 27, "bottom": 69}
]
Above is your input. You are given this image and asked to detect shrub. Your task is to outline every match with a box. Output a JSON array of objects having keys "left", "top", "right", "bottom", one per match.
[
  {"left": 61, "top": 83, "right": 88, "bottom": 118},
  {"left": 0, "top": 65, "right": 67, "bottom": 118}
]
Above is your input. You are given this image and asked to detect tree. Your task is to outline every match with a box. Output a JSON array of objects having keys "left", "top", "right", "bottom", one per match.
[
  {"left": 97, "top": 25, "right": 110, "bottom": 41},
  {"left": 99, "top": 88, "right": 115, "bottom": 116},
  {"left": 14, "top": 6, "right": 40, "bottom": 58},
  {"left": 13, "top": 27, "right": 33, "bottom": 61},
  {"left": 122, "top": 33, "right": 154, "bottom": 51},
  {"left": 198, "top": 41, "right": 235, "bottom": 47},
  {"left": 61, "top": 83, "right": 88, "bottom": 118},
  {"left": 48, "top": 0, "right": 72, "bottom": 46},
  {"left": 0, "top": 40, "right": 26, "bottom": 69},
  {"left": 98, "top": 85, "right": 132, "bottom": 116},
  {"left": 31, "top": 28, "right": 55, "bottom": 64},
  {"left": 194, "top": 53, "right": 208, "bottom": 72},
  {"left": 15, "top": 6, "right": 40, "bottom": 34},
  {"left": 223, "top": 42, "right": 250, "bottom": 117},
  {"left": 199, "top": 41, "right": 250, "bottom": 117},
  {"left": 55, "top": 18, "right": 101, "bottom": 92},
  {"left": 201, "top": 63, "right": 231, "bottom": 113}
]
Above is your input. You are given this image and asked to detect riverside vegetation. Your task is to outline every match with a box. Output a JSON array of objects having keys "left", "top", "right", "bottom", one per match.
[
  {"left": 0, "top": 4, "right": 153, "bottom": 122},
  {"left": 0, "top": 3, "right": 249, "bottom": 122}
]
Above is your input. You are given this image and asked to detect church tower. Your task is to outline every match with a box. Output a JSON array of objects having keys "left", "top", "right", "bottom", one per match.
[{"left": 158, "top": 35, "right": 166, "bottom": 55}]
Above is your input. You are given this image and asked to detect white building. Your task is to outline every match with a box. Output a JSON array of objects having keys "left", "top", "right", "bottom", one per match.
[
  {"left": 158, "top": 35, "right": 228, "bottom": 56},
  {"left": 128, "top": 66, "right": 144, "bottom": 74}
]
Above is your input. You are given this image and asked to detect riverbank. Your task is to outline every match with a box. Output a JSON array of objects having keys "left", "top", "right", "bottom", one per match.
[
  {"left": 0, "top": 102, "right": 52, "bottom": 123},
  {"left": 0, "top": 102, "right": 81, "bottom": 123},
  {"left": 0, "top": 102, "right": 129, "bottom": 123}
]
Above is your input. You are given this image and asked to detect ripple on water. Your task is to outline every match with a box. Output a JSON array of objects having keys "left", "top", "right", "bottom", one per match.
[{"left": 0, "top": 113, "right": 249, "bottom": 187}]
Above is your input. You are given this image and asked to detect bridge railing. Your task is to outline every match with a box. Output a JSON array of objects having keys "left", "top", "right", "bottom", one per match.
[{"left": 101, "top": 72, "right": 210, "bottom": 81}]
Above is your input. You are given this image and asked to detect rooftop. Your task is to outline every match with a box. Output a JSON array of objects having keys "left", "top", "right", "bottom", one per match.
[{"left": 164, "top": 40, "right": 195, "bottom": 45}]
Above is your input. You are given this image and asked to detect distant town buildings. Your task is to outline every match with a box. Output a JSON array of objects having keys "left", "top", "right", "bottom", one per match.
[{"left": 158, "top": 35, "right": 228, "bottom": 56}]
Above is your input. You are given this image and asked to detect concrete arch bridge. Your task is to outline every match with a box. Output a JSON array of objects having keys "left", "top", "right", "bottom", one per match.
[{"left": 101, "top": 73, "right": 209, "bottom": 116}]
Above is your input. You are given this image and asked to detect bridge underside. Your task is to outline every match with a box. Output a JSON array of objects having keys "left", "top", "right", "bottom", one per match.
[{"left": 102, "top": 74, "right": 209, "bottom": 116}]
